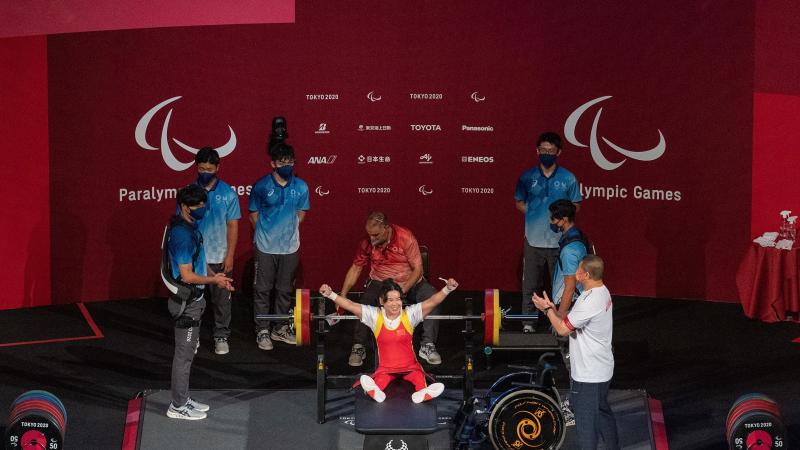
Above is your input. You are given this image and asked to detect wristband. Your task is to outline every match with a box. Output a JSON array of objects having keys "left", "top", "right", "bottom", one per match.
[
  {"left": 442, "top": 285, "right": 455, "bottom": 294},
  {"left": 325, "top": 292, "right": 338, "bottom": 301},
  {"left": 543, "top": 306, "right": 552, "bottom": 314}
]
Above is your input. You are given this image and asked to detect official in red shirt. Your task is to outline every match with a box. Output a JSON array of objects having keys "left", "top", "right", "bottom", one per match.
[{"left": 339, "top": 211, "right": 442, "bottom": 366}]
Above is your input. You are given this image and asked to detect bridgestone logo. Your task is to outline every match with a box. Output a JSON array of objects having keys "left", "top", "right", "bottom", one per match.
[
  {"left": 410, "top": 124, "right": 442, "bottom": 131},
  {"left": 461, "top": 125, "right": 494, "bottom": 132}
]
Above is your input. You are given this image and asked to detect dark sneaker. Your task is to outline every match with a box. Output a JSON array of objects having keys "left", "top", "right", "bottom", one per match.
[
  {"left": 214, "top": 337, "right": 229, "bottom": 355},
  {"left": 257, "top": 330, "right": 273, "bottom": 350},
  {"left": 186, "top": 397, "right": 210, "bottom": 412},
  {"left": 522, "top": 324, "right": 535, "bottom": 334},
  {"left": 167, "top": 403, "right": 206, "bottom": 420},
  {"left": 418, "top": 343, "right": 442, "bottom": 365},
  {"left": 348, "top": 344, "right": 366, "bottom": 367},
  {"left": 270, "top": 325, "right": 296, "bottom": 345}
]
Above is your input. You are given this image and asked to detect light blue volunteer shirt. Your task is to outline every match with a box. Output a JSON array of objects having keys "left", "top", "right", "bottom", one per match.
[
  {"left": 248, "top": 173, "right": 310, "bottom": 254},
  {"left": 515, "top": 165, "right": 581, "bottom": 248}
]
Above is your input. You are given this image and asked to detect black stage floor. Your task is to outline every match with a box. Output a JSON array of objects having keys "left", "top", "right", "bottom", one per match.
[
  {"left": 127, "top": 388, "right": 657, "bottom": 450},
  {"left": 0, "top": 294, "right": 798, "bottom": 449}
]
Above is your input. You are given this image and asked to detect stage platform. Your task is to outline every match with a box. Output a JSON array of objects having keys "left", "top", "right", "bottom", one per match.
[{"left": 123, "top": 388, "right": 664, "bottom": 449}]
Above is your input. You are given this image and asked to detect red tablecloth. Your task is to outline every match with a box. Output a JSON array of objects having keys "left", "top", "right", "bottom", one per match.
[{"left": 736, "top": 243, "right": 800, "bottom": 323}]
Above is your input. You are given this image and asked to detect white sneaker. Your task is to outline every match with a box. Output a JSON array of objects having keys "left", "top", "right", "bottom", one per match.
[
  {"left": 411, "top": 382, "right": 444, "bottom": 404},
  {"left": 214, "top": 337, "right": 229, "bottom": 355},
  {"left": 348, "top": 344, "right": 366, "bottom": 367},
  {"left": 360, "top": 375, "right": 386, "bottom": 403},
  {"left": 186, "top": 397, "right": 209, "bottom": 412},
  {"left": 257, "top": 330, "right": 273, "bottom": 350},
  {"left": 270, "top": 325, "right": 296, "bottom": 345},
  {"left": 167, "top": 403, "right": 206, "bottom": 420},
  {"left": 418, "top": 343, "right": 442, "bottom": 365}
]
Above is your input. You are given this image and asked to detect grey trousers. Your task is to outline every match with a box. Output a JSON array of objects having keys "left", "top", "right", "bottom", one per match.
[
  {"left": 206, "top": 263, "right": 232, "bottom": 339},
  {"left": 168, "top": 295, "right": 206, "bottom": 406},
  {"left": 353, "top": 279, "right": 439, "bottom": 346},
  {"left": 522, "top": 241, "right": 558, "bottom": 326},
  {"left": 253, "top": 249, "right": 298, "bottom": 333}
]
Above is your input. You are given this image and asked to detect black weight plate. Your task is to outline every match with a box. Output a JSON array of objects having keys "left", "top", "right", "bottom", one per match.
[
  {"left": 488, "top": 389, "right": 565, "bottom": 450},
  {"left": 728, "top": 410, "right": 787, "bottom": 450},
  {"left": 5, "top": 412, "right": 64, "bottom": 450}
]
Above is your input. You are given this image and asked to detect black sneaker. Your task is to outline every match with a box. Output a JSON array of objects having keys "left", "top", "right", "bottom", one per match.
[
  {"left": 270, "top": 325, "right": 296, "bottom": 345},
  {"left": 348, "top": 344, "right": 366, "bottom": 367}
]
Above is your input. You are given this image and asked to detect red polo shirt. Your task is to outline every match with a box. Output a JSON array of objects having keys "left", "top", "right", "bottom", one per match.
[{"left": 352, "top": 224, "right": 422, "bottom": 284}]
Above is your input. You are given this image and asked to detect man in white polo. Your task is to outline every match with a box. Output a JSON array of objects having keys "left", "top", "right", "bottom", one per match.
[{"left": 532, "top": 254, "right": 619, "bottom": 450}]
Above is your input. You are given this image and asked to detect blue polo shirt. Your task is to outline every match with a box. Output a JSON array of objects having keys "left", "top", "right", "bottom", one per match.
[
  {"left": 195, "top": 179, "right": 241, "bottom": 264},
  {"left": 552, "top": 227, "right": 587, "bottom": 304},
  {"left": 249, "top": 173, "right": 310, "bottom": 254},
  {"left": 515, "top": 165, "right": 581, "bottom": 248},
  {"left": 168, "top": 218, "right": 207, "bottom": 287}
]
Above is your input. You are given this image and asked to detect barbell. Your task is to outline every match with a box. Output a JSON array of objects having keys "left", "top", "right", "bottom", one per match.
[{"left": 255, "top": 289, "right": 533, "bottom": 346}]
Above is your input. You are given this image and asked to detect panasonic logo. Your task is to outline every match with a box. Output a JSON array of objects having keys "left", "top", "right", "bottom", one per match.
[
  {"left": 461, "top": 125, "right": 494, "bottom": 132},
  {"left": 410, "top": 124, "right": 442, "bottom": 131}
]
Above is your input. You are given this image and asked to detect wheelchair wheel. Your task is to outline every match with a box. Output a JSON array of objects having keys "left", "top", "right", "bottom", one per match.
[{"left": 488, "top": 388, "right": 565, "bottom": 450}]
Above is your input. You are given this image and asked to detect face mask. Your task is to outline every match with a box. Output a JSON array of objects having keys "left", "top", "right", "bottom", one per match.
[
  {"left": 189, "top": 206, "right": 207, "bottom": 221},
  {"left": 275, "top": 165, "right": 294, "bottom": 179},
  {"left": 549, "top": 222, "right": 562, "bottom": 233},
  {"left": 197, "top": 172, "right": 216, "bottom": 185},
  {"left": 370, "top": 238, "right": 385, "bottom": 247},
  {"left": 539, "top": 154, "right": 557, "bottom": 168}
]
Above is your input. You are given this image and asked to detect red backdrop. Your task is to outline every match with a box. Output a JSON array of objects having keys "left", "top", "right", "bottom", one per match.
[{"left": 41, "top": 1, "right": 754, "bottom": 304}]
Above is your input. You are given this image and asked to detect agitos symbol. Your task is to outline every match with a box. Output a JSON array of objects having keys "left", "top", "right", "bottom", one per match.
[
  {"left": 135, "top": 96, "right": 237, "bottom": 171},
  {"left": 564, "top": 96, "right": 666, "bottom": 171}
]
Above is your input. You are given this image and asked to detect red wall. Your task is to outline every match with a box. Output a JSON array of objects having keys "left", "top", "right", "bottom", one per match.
[
  {"left": 6, "top": 0, "right": 798, "bottom": 310},
  {"left": 0, "top": 36, "right": 50, "bottom": 308},
  {"left": 752, "top": 0, "right": 800, "bottom": 236}
]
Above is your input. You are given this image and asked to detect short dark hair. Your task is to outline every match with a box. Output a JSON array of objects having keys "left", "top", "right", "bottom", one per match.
[
  {"left": 378, "top": 278, "right": 404, "bottom": 303},
  {"left": 537, "top": 132, "right": 562, "bottom": 149},
  {"left": 177, "top": 184, "right": 207, "bottom": 208},
  {"left": 195, "top": 147, "right": 220, "bottom": 165},
  {"left": 549, "top": 199, "right": 576, "bottom": 221},
  {"left": 269, "top": 142, "right": 295, "bottom": 162},
  {"left": 581, "top": 254, "right": 604, "bottom": 280}
]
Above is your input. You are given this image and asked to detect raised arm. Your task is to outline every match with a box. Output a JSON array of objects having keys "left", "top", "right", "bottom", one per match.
[
  {"left": 419, "top": 278, "right": 458, "bottom": 318},
  {"left": 320, "top": 284, "right": 363, "bottom": 319}
]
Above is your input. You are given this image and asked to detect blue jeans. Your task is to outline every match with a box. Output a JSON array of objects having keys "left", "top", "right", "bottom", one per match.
[{"left": 570, "top": 379, "right": 620, "bottom": 450}]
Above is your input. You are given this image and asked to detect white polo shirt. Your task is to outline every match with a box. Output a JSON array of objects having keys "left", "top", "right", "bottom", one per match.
[{"left": 565, "top": 285, "right": 614, "bottom": 383}]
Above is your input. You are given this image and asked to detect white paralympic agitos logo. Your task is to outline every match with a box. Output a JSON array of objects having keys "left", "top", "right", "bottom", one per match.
[
  {"left": 418, "top": 185, "right": 433, "bottom": 195},
  {"left": 564, "top": 96, "right": 665, "bottom": 171},
  {"left": 135, "top": 96, "right": 237, "bottom": 171},
  {"left": 470, "top": 91, "right": 486, "bottom": 102},
  {"left": 367, "top": 91, "right": 382, "bottom": 102}
]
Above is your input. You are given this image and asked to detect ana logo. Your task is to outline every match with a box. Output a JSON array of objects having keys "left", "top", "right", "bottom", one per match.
[
  {"left": 308, "top": 155, "right": 337, "bottom": 164},
  {"left": 384, "top": 439, "right": 408, "bottom": 450},
  {"left": 419, "top": 153, "right": 433, "bottom": 164},
  {"left": 418, "top": 185, "right": 433, "bottom": 195},
  {"left": 358, "top": 124, "right": 365, "bottom": 131},
  {"left": 135, "top": 96, "right": 236, "bottom": 171},
  {"left": 315, "top": 186, "right": 330, "bottom": 196},
  {"left": 315, "top": 123, "right": 330, "bottom": 134},
  {"left": 470, "top": 91, "right": 486, "bottom": 102},
  {"left": 367, "top": 91, "right": 382, "bottom": 102},
  {"left": 564, "top": 95, "right": 666, "bottom": 171}
]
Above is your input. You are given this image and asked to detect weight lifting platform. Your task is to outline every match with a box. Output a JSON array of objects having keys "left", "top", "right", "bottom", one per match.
[{"left": 122, "top": 388, "right": 667, "bottom": 449}]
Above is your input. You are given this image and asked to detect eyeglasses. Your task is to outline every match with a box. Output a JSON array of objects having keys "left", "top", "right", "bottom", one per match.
[
  {"left": 275, "top": 159, "right": 295, "bottom": 166},
  {"left": 537, "top": 146, "right": 559, "bottom": 155}
]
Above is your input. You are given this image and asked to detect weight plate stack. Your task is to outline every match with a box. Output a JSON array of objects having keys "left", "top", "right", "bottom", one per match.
[
  {"left": 488, "top": 389, "right": 565, "bottom": 450},
  {"left": 726, "top": 393, "right": 787, "bottom": 450},
  {"left": 5, "top": 390, "right": 67, "bottom": 450}
]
